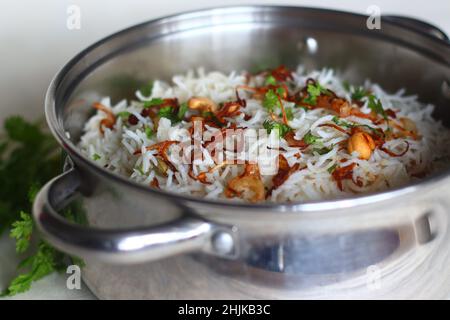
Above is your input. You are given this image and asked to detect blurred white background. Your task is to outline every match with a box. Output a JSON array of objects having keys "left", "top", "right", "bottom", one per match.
[{"left": 0, "top": 0, "right": 449, "bottom": 299}]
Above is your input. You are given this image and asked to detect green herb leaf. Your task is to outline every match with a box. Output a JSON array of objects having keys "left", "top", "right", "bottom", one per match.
[
  {"left": 145, "top": 126, "right": 154, "bottom": 139},
  {"left": 116, "top": 111, "right": 131, "bottom": 120},
  {"left": 263, "top": 89, "right": 280, "bottom": 113},
  {"left": 332, "top": 116, "right": 352, "bottom": 128},
  {"left": 265, "top": 75, "right": 277, "bottom": 86},
  {"left": 92, "top": 153, "right": 101, "bottom": 161},
  {"left": 285, "top": 107, "right": 294, "bottom": 121},
  {"left": 144, "top": 98, "right": 165, "bottom": 108},
  {"left": 276, "top": 87, "right": 286, "bottom": 96},
  {"left": 303, "top": 82, "right": 328, "bottom": 106},
  {"left": 0, "top": 116, "right": 86, "bottom": 297},
  {"left": 1, "top": 242, "right": 59, "bottom": 296},
  {"left": 10, "top": 211, "right": 33, "bottom": 253},
  {"left": 313, "top": 147, "right": 333, "bottom": 155},
  {"left": 303, "top": 131, "right": 320, "bottom": 145},
  {"left": 332, "top": 116, "right": 379, "bottom": 134},
  {"left": 328, "top": 163, "right": 338, "bottom": 173},
  {"left": 343, "top": 81, "right": 351, "bottom": 92},
  {"left": 263, "top": 120, "right": 292, "bottom": 138},
  {"left": 367, "top": 95, "right": 386, "bottom": 119},
  {"left": 351, "top": 87, "right": 369, "bottom": 101},
  {"left": 4, "top": 116, "right": 44, "bottom": 145},
  {"left": 279, "top": 107, "right": 294, "bottom": 121},
  {"left": 157, "top": 106, "right": 175, "bottom": 121},
  {"left": 0, "top": 116, "right": 60, "bottom": 235},
  {"left": 177, "top": 102, "right": 188, "bottom": 120},
  {"left": 139, "top": 81, "right": 154, "bottom": 97}
]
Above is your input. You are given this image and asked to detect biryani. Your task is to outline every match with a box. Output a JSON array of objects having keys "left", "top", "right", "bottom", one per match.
[{"left": 78, "top": 65, "right": 450, "bottom": 203}]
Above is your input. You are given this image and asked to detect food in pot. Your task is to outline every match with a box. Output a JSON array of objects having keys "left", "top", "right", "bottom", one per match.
[{"left": 78, "top": 65, "right": 450, "bottom": 202}]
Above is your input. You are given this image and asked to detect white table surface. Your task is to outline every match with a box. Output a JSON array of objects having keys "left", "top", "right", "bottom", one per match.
[{"left": 0, "top": 0, "right": 449, "bottom": 300}]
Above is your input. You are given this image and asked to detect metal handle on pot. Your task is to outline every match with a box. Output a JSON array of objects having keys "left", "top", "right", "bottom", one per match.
[
  {"left": 33, "top": 168, "right": 238, "bottom": 264},
  {"left": 383, "top": 15, "right": 449, "bottom": 41}
]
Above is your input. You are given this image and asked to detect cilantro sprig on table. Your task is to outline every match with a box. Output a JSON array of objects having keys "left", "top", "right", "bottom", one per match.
[{"left": 0, "top": 116, "right": 85, "bottom": 297}]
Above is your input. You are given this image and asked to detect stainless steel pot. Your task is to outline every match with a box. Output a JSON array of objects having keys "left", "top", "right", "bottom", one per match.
[{"left": 33, "top": 6, "right": 450, "bottom": 299}]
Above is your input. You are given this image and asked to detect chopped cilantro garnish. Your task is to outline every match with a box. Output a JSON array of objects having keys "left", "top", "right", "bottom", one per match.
[
  {"left": 92, "top": 153, "right": 101, "bottom": 161},
  {"left": 157, "top": 106, "right": 175, "bottom": 120},
  {"left": 367, "top": 95, "right": 386, "bottom": 119},
  {"left": 116, "top": 111, "right": 131, "bottom": 120},
  {"left": 263, "top": 89, "right": 280, "bottom": 113},
  {"left": 313, "top": 147, "right": 333, "bottom": 155},
  {"left": 332, "top": 116, "right": 352, "bottom": 128},
  {"left": 263, "top": 120, "right": 292, "bottom": 138},
  {"left": 303, "top": 82, "right": 329, "bottom": 105},
  {"left": 303, "top": 131, "right": 320, "bottom": 145},
  {"left": 145, "top": 126, "right": 154, "bottom": 139},
  {"left": 332, "top": 116, "right": 380, "bottom": 133},
  {"left": 280, "top": 107, "right": 294, "bottom": 121},
  {"left": 285, "top": 107, "right": 294, "bottom": 121},
  {"left": 157, "top": 104, "right": 188, "bottom": 124},
  {"left": 139, "top": 81, "right": 154, "bottom": 97},
  {"left": 343, "top": 81, "right": 351, "bottom": 92},
  {"left": 177, "top": 102, "right": 188, "bottom": 120},
  {"left": 265, "top": 75, "right": 277, "bottom": 86},
  {"left": 136, "top": 166, "right": 145, "bottom": 176},
  {"left": 276, "top": 87, "right": 286, "bottom": 96},
  {"left": 328, "top": 163, "right": 338, "bottom": 173},
  {"left": 144, "top": 98, "right": 165, "bottom": 108},
  {"left": 351, "top": 87, "right": 369, "bottom": 101}
]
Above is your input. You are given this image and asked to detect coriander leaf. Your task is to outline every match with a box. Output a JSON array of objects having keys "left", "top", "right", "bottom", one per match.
[
  {"left": 280, "top": 107, "right": 294, "bottom": 121},
  {"left": 263, "top": 120, "right": 292, "bottom": 138},
  {"left": 157, "top": 106, "right": 176, "bottom": 122},
  {"left": 1, "top": 201, "right": 87, "bottom": 297},
  {"left": 116, "top": 111, "right": 131, "bottom": 120},
  {"left": 303, "top": 131, "right": 320, "bottom": 145},
  {"left": 177, "top": 102, "right": 188, "bottom": 120},
  {"left": 145, "top": 126, "right": 154, "bottom": 139},
  {"left": 139, "top": 81, "right": 154, "bottom": 97},
  {"left": 343, "top": 81, "right": 351, "bottom": 92},
  {"left": 144, "top": 98, "right": 164, "bottom": 108},
  {"left": 0, "top": 116, "right": 87, "bottom": 296},
  {"left": 10, "top": 211, "right": 33, "bottom": 253},
  {"left": 351, "top": 87, "right": 369, "bottom": 101},
  {"left": 328, "top": 163, "right": 338, "bottom": 173},
  {"left": 4, "top": 116, "right": 44, "bottom": 145},
  {"left": 263, "top": 89, "right": 280, "bottom": 113},
  {"left": 332, "top": 116, "right": 352, "bottom": 128},
  {"left": 303, "top": 82, "right": 328, "bottom": 105},
  {"left": 285, "top": 107, "right": 294, "bottom": 121},
  {"left": 367, "top": 95, "right": 386, "bottom": 119},
  {"left": 1, "top": 242, "right": 58, "bottom": 296},
  {"left": 265, "top": 75, "right": 277, "bottom": 86},
  {"left": 332, "top": 116, "right": 378, "bottom": 133},
  {"left": 276, "top": 87, "right": 286, "bottom": 96},
  {"left": 92, "top": 153, "right": 101, "bottom": 161},
  {"left": 0, "top": 116, "right": 61, "bottom": 235},
  {"left": 313, "top": 147, "right": 333, "bottom": 155}
]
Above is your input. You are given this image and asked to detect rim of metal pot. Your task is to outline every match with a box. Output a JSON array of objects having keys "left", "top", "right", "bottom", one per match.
[{"left": 45, "top": 5, "right": 450, "bottom": 212}]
